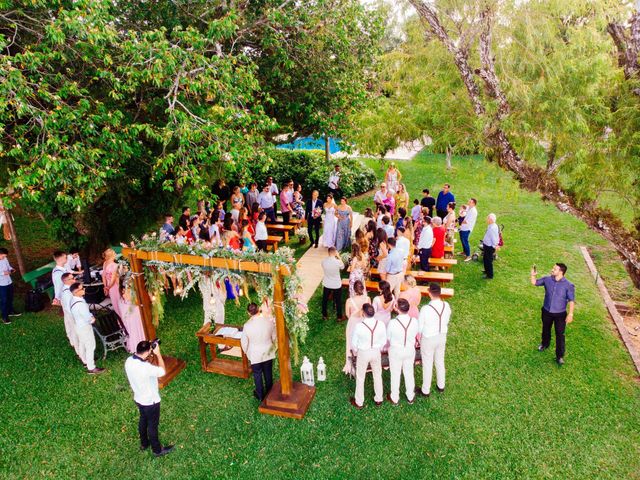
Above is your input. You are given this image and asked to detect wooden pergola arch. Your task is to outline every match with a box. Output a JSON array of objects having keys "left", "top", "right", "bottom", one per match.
[{"left": 123, "top": 247, "right": 315, "bottom": 419}]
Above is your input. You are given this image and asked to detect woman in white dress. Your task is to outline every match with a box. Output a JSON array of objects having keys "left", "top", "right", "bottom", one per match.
[
  {"left": 322, "top": 193, "right": 338, "bottom": 248},
  {"left": 343, "top": 280, "right": 370, "bottom": 375}
]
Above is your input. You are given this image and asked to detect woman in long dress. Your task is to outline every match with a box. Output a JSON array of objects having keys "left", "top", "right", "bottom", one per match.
[
  {"left": 394, "top": 183, "right": 409, "bottom": 217},
  {"left": 444, "top": 201, "right": 457, "bottom": 246},
  {"left": 335, "top": 197, "right": 353, "bottom": 251},
  {"left": 102, "top": 248, "right": 122, "bottom": 318},
  {"left": 292, "top": 183, "right": 305, "bottom": 219},
  {"left": 372, "top": 280, "right": 395, "bottom": 327},
  {"left": 348, "top": 243, "right": 368, "bottom": 298},
  {"left": 118, "top": 282, "right": 146, "bottom": 353},
  {"left": 398, "top": 275, "right": 421, "bottom": 319},
  {"left": 322, "top": 194, "right": 337, "bottom": 248},
  {"left": 375, "top": 228, "right": 389, "bottom": 281},
  {"left": 343, "top": 280, "right": 370, "bottom": 374},
  {"left": 385, "top": 162, "right": 402, "bottom": 193}
]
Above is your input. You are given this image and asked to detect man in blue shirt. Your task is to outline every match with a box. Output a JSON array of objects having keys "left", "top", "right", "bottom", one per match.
[
  {"left": 435, "top": 184, "right": 455, "bottom": 219},
  {"left": 530, "top": 263, "right": 575, "bottom": 365},
  {"left": 385, "top": 237, "right": 406, "bottom": 298}
]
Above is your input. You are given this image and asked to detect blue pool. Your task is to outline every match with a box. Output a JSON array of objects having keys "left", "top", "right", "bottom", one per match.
[{"left": 276, "top": 136, "right": 342, "bottom": 153}]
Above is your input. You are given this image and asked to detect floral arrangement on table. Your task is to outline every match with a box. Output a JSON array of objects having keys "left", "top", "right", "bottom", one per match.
[
  {"left": 121, "top": 233, "right": 310, "bottom": 363},
  {"left": 340, "top": 251, "right": 352, "bottom": 267},
  {"left": 296, "top": 226, "right": 309, "bottom": 241}
]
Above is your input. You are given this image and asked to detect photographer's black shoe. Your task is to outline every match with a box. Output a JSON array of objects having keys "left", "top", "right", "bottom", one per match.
[{"left": 154, "top": 445, "right": 175, "bottom": 457}]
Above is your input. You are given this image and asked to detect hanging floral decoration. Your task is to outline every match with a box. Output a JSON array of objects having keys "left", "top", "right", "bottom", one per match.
[{"left": 123, "top": 235, "right": 309, "bottom": 363}]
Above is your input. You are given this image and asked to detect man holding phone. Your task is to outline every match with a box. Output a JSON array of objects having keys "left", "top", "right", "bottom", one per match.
[
  {"left": 0, "top": 247, "right": 21, "bottom": 324},
  {"left": 125, "top": 340, "right": 174, "bottom": 457},
  {"left": 530, "top": 263, "right": 575, "bottom": 365}
]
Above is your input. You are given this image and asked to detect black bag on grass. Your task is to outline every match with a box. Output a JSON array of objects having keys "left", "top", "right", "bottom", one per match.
[{"left": 25, "top": 289, "right": 45, "bottom": 312}]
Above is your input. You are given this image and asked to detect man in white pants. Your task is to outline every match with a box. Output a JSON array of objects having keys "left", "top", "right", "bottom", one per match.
[
  {"left": 350, "top": 303, "right": 387, "bottom": 409},
  {"left": 70, "top": 283, "right": 105, "bottom": 375},
  {"left": 60, "top": 273, "right": 82, "bottom": 363},
  {"left": 387, "top": 298, "right": 420, "bottom": 405},
  {"left": 417, "top": 283, "right": 451, "bottom": 397}
]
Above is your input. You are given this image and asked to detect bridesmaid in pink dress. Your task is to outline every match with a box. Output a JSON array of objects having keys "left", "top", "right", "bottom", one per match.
[
  {"left": 102, "top": 248, "right": 122, "bottom": 318},
  {"left": 398, "top": 275, "right": 421, "bottom": 319},
  {"left": 372, "top": 280, "right": 396, "bottom": 327},
  {"left": 119, "top": 285, "right": 146, "bottom": 353}
]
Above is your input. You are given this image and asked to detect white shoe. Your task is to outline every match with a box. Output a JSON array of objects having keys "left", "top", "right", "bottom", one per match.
[{"left": 464, "top": 256, "right": 472, "bottom": 262}]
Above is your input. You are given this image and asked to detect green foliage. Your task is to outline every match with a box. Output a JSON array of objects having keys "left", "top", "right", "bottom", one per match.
[{"left": 237, "top": 148, "right": 377, "bottom": 198}]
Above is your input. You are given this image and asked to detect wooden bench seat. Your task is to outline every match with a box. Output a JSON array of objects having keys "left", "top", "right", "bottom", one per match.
[
  {"left": 428, "top": 258, "right": 457, "bottom": 269},
  {"left": 266, "top": 235, "right": 283, "bottom": 252},
  {"left": 272, "top": 217, "right": 304, "bottom": 227},
  {"left": 413, "top": 244, "right": 454, "bottom": 254},
  {"left": 369, "top": 268, "right": 453, "bottom": 284},
  {"left": 266, "top": 223, "right": 295, "bottom": 242},
  {"left": 341, "top": 279, "right": 453, "bottom": 299}
]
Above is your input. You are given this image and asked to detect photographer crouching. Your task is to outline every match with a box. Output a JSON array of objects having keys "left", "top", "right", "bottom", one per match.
[{"left": 124, "top": 340, "right": 174, "bottom": 457}]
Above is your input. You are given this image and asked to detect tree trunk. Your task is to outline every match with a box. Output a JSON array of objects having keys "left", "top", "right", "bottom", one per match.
[
  {"left": 4, "top": 208, "right": 26, "bottom": 276},
  {"left": 410, "top": 0, "right": 640, "bottom": 288},
  {"left": 324, "top": 135, "right": 330, "bottom": 164},
  {"left": 445, "top": 145, "right": 453, "bottom": 170}
]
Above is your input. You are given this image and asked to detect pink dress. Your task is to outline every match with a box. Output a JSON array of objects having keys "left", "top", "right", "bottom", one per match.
[
  {"left": 119, "top": 297, "right": 146, "bottom": 353},
  {"left": 373, "top": 295, "right": 395, "bottom": 326},
  {"left": 399, "top": 287, "right": 421, "bottom": 319},
  {"left": 102, "top": 262, "right": 122, "bottom": 318}
]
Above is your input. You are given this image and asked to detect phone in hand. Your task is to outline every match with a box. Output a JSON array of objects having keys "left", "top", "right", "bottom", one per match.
[{"left": 532, "top": 264, "right": 537, "bottom": 275}]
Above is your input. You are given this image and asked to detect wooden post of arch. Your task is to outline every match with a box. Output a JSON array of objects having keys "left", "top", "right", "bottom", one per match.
[
  {"left": 128, "top": 250, "right": 186, "bottom": 388},
  {"left": 122, "top": 248, "right": 315, "bottom": 418}
]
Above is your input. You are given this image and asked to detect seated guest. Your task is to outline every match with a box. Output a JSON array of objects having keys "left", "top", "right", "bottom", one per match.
[
  {"left": 350, "top": 303, "right": 386, "bottom": 409},
  {"left": 382, "top": 215, "right": 395, "bottom": 239},
  {"left": 240, "top": 303, "right": 276, "bottom": 401},
  {"left": 343, "top": 280, "right": 370, "bottom": 375},
  {"left": 431, "top": 216, "right": 446, "bottom": 259},
  {"left": 222, "top": 216, "right": 241, "bottom": 250},
  {"left": 373, "top": 183, "right": 388, "bottom": 207},
  {"left": 399, "top": 275, "right": 421, "bottom": 319},
  {"left": 387, "top": 298, "right": 420, "bottom": 405},
  {"left": 208, "top": 210, "right": 223, "bottom": 247},
  {"left": 241, "top": 220, "right": 256, "bottom": 252},
  {"left": 375, "top": 206, "right": 386, "bottom": 229},
  {"left": 383, "top": 191, "right": 396, "bottom": 216},
  {"left": 65, "top": 248, "right": 83, "bottom": 274}
]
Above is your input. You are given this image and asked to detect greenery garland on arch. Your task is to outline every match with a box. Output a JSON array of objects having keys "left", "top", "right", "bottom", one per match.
[{"left": 122, "top": 234, "right": 310, "bottom": 363}]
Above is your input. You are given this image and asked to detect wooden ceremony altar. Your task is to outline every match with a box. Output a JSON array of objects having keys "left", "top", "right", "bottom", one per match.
[{"left": 122, "top": 247, "right": 315, "bottom": 419}]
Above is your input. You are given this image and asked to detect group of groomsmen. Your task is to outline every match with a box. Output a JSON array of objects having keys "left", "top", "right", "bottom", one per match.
[{"left": 351, "top": 283, "right": 451, "bottom": 408}]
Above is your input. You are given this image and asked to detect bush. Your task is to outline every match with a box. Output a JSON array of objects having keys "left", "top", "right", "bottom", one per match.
[{"left": 240, "top": 148, "right": 376, "bottom": 198}]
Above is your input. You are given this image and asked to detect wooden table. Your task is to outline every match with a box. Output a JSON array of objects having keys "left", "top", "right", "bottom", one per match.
[
  {"left": 195, "top": 323, "right": 250, "bottom": 379},
  {"left": 266, "top": 223, "right": 295, "bottom": 243}
]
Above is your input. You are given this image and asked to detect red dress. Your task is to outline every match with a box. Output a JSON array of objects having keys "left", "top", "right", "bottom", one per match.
[{"left": 431, "top": 226, "right": 446, "bottom": 258}]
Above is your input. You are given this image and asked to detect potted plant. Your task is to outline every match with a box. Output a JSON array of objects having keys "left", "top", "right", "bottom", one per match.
[{"left": 296, "top": 227, "right": 309, "bottom": 244}]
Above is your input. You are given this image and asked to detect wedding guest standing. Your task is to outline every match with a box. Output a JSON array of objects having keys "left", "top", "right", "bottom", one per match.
[
  {"left": 387, "top": 299, "right": 420, "bottom": 405},
  {"left": 245, "top": 183, "right": 259, "bottom": 215},
  {"left": 481, "top": 213, "right": 500, "bottom": 280},
  {"left": 305, "top": 190, "right": 323, "bottom": 248},
  {"left": 394, "top": 183, "right": 409, "bottom": 215},
  {"left": 254, "top": 212, "right": 269, "bottom": 252},
  {"left": 327, "top": 164, "right": 342, "bottom": 199},
  {"left": 280, "top": 182, "right": 294, "bottom": 225},
  {"left": 459, "top": 198, "right": 478, "bottom": 262},
  {"left": 292, "top": 183, "right": 305, "bottom": 219},
  {"left": 385, "top": 162, "right": 402, "bottom": 193},
  {"left": 258, "top": 184, "right": 277, "bottom": 222},
  {"left": 335, "top": 198, "right": 353, "bottom": 251},
  {"left": 343, "top": 281, "right": 369, "bottom": 375},
  {"left": 102, "top": 248, "right": 122, "bottom": 318},
  {"left": 417, "top": 216, "right": 434, "bottom": 272},
  {"left": 420, "top": 189, "right": 436, "bottom": 218},
  {"left": 60, "top": 273, "right": 81, "bottom": 360},
  {"left": 435, "top": 184, "right": 455, "bottom": 219},
  {"left": 417, "top": 283, "right": 451, "bottom": 397},
  {"left": 430, "top": 217, "right": 446, "bottom": 260},
  {"left": 161, "top": 214, "right": 175, "bottom": 238},
  {"left": 372, "top": 280, "right": 395, "bottom": 327},
  {"left": 119, "top": 281, "right": 147, "bottom": 354},
  {"left": 0, "top": 248, "right": 20, "bottom": 324},
  {"left": 51, "top": 250, "right": 68, "bottom": 306},
  {"left": 70, "top": 283, "right": 105, "bottom": 374},
  {"left": 241, "top": 303, "right": 276, "bottom": 401},
  {"left": 530, "top": 263, "right": 575, "bottom": 366},
  {"left": 347, "top": 244, "right": 368, "bottom": 298},
  {"left": 321, "top": 247, "right": 345, "bottom": 321},
  {"left": 178, "top": 206, "right": 191, "bottom": 230},
  {"left": 399, "top": 275, "right": 421, "bottom": 319},
  {"left": 350, "top": 303, "right": 386, "bottom": 409}
]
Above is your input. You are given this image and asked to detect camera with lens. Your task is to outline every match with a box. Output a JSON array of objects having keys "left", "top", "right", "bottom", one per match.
[{"left": 150, "top": 338, "right": 161, "bottom": 349}]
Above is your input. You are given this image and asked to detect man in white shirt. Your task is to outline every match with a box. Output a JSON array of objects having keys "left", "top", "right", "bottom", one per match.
[
  {"left": 266, "top": 176, "right": 279, "bottom": 203},
  {"left": 65, "top": 249, "right": 83, "bottom": 273},
  {"left": 460, "top": 198, "right": 478, "bottom": 262},
  {"left": 254, "top": 212, "right": 269, "bottom": 251},
  {"left": 51, "top": 250, "right": 69, "bottom": 306},
  {"left": 395, "top": 227, "right": 411, "bottom": 264},
  {"left": 321, "top": 247, "right": 345, "bottom": 321},
  {"left": 240, "top": 303, "right": 277, "bottom": 401},
  {"left": 0, "top": 247, "right": 21, "bottom": 324},
  {"left": 481, "top": 213, "right": 500, "bottom": 279},
  {"left": 69, "top": 283, "right": 105, "bottom": 374},
  {"left": 351, "top": 303, "right": 387, "bottom": 408},
  {"left": 60, "top": 273, "right": 82, "bottom": 361},
  {"left": 387, "top": 299, "right": 421, "bottom": 405},
  {"left": 417, "top": 283, "right": 451, "bottom": 397},
  {"left": 124, "top": 340, "right": 174, "bottom": 457},
  {"left": 382, "top": 215, "right": 395, "bottom": 239},
  {"left": 328, "top": 165, "right": 342, "bottom": 199},
  {"left": 417, "top": 216, "right": 434, "bottom": 272},
  {"left": 258, "top": 185, "right": 276, "bottom": 222}
]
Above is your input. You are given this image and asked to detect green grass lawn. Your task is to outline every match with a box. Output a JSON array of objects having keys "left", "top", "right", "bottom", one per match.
[{"left": 1, "top": 153, "right": 639, "bottom": 479}]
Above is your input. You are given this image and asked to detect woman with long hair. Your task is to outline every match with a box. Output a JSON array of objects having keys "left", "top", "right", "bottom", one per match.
[
  {"left": 102, "top": 248, "right": 122, "bottom": 318},
  {"left": 444, "top": 201, "right": 457, "bottom": 246},
  {"left": 292, "top": 183, "right": 305, "bottom": 219},
  {"left": 394, "top": 183, "right": 409, "bottom": 217},
  {"left": 375, "top": 228, "right": 389, "bottom": 281},
  {"left": 348, "top": 243, "right": 368, "bottom": 298},
  {"left": 222, "top": 215, "right": 241, "bottom": 250},
  {"left": 335, "top": 197, "right": 353, "bottom": 251},
  {"left": 385, "top": 162, "right": 402, "bottom": 193},
  {"left": 372, "top": 280, "right": 395, "bottom": 327},
  {"left": 398, "top": 275, "right": 421, "bottom": 319},
  {"left": 118, "top": 278, "right": 146, "bottom": 353},
  {"left": 242, "top": 219, "right": 257, "bottom": 252},
  {"left": 343, "top": 280, "right": 370, "bottom": 374},
  {"left": 366, "top": 220, "right": 379, "bottom": 269},
  {"left": 322, "top": 193, "right": 338, "bottom": 248}
]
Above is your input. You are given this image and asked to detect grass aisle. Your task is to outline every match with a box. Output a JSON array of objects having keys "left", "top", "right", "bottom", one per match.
[{"left": 1, "top": 153, "right": 639, "bottom": 479}]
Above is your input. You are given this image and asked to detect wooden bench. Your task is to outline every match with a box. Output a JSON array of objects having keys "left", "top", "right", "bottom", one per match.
[
  {"left": 22, "top": 261, "right": 56, "bottom": 300},
  {"left": 413, "top": 244, "right": 453, "bottom": 255},
  {"left": 272, "top": 217, "right": 304, "bottom": 227},
  {"left": 266, "top": 235, "right": 283, "bottom": 252},
  {"left": 428, "top": 258, "right": 457, "bottom": 270},
  {"left": 266, "top": 223, "right": 295, "bottom": 243},
  {"left": 341, "top": 279, "right": 453, "bottom": 299},
  {"left": 370, "top": 268, "right": 453, "bottom": 284}
]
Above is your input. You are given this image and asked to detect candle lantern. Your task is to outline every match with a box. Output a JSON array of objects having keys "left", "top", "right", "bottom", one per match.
[
  {"left": 300, "top": 356, "right": 315, "bottom": 386},
  {"left": 317, "top": 357, "right": 326, "bottom": 382}
]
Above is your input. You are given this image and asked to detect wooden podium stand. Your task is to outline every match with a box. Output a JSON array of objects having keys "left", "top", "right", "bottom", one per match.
[
  {"left": 123, "top": 248, "right": 314, "bottom": 419},
  {"left": 196, "top": 323, "right": 251, "bottom": 379}
]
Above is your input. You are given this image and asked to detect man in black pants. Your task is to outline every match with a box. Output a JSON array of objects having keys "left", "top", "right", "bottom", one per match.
[
  {"left": 305, "top": 190, "right": 323, "bottom": 248},
  {"left": 530, "top": 263, "right": 575, "bottom": 365},
  {"left": 481, "top": 213, "right": 499, "bottom": 279},
  {"left": 240, "top": 303, "right": 276, "bottom": 401},
  {"left": 124, "top": 341, "right": 174, "bottom": 457},
  {"left": 321, "top": 247, "right": 345, "bottom": 321}
]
